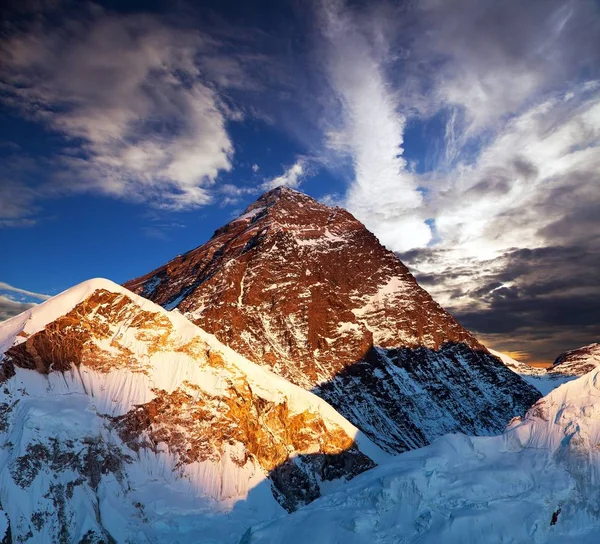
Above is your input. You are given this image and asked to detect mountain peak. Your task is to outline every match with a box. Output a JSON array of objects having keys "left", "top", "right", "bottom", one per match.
[
  {"left": 125, "top": 191, "right": 540, "bottom": 454},
  {"left": 549, "top": 342, "right": 600, "bottom": 377},
  {"left": 259, "top": 185, "right": 307, "bottom": 200},
  {"left": 0, "top": 277, "right": 383, "bottom": 541},
  {"left": 237, "top": 187, "right": 330, "bottom": 224}
]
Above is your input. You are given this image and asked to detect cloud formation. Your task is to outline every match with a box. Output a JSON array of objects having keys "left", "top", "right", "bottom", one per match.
[
  {"left": 261, "top": 159, "right": 307, "bottom": 191},
  {"left": 0, "top": 5, "right": 242, "bottom": 212},
  {"left": 0, "top": 281, "right": 50, "bottom": 321},
  {"left": 0, "top": 296, "right": 35, "bottom": 321},
  {"left": 0, "top": 282, "right": 50, "bottom": 301},
  {"left": 397, "top": 84, "right": 600, "bottom": 360},
  {"left": 313, "top": 0, "right": 600, "bottom": 361},
  {"left": 317, "top": 0, "right": 431, "bottom": 251}
]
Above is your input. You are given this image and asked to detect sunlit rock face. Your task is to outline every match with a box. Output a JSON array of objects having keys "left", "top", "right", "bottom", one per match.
[
  {"left": 549, "top": 342, "right": 600, "bottom": 377},
  {"left": 0, "top": 279, "right": 379, "bottom": 543},
  {"left": 126, "top": 187, "right": 541, "bottom": 454}
]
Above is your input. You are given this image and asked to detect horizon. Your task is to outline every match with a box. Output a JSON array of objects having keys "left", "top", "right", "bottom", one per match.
[{"left": 1, "top": 0, "right": 599, "bottom": 364}]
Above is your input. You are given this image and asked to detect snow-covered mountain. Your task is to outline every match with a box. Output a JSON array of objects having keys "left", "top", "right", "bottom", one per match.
[
  {"left": 0, "top": 279, "right": 385, "bottom": 543},
  {"left": 126, "top": 187, "right": 540, "bottom": 454},
  {"left": 243, "top": 364, "right": 600, "bottom": 543},
  {"left": 549, "top": 343, "right": 600, "bottom": 377}
]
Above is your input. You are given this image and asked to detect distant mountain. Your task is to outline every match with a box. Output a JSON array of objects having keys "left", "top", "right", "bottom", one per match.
[
  {"left": 243, "top": 363, "right": 600, "bottom": 543},
  {"left": 488, "top": 348, "right": 547, "bottom": 377},
  {"left": 549, "top": 342, "right": 600, "bottom": 377},
  {"left": 488, "top": 348, "right": 571, "bottom": 395},
  {"left": 126, "top": 187, "right": 540, "bottom": 454},
  {"left": 0, "top": 279, "right": 383, "bottom": 543}
]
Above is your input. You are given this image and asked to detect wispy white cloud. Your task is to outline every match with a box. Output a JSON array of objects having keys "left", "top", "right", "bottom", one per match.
[
  {"left": 0, "top": 6, "right": 247, "bottom": 213},
  {"left": 318, "top": 0, "right": 431, "bottom": 251},
  {"left": 261, "top": 159, "right": 308, "bottom": 191},
  {"left": 413, "top": 0, "right": 599, "bottom": 138},
  {"left": 0, "top": 281, "right": 50, "bottom": 301}
]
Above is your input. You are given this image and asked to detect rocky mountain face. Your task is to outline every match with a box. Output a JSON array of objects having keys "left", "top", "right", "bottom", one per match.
[
  {"left": 125, "top": 187, "right": 540, "bottom": 454},
  {"left": 0, "top": 279, "right": 383, "bottom": 543},
  {"left": 549, "top": 342, "right": 600, "bottom": 377}
]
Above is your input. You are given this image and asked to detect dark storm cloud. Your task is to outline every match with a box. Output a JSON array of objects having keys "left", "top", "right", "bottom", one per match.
[
  {"left": 401, "top": 243, "right": 600, "bottom": 362},
  {"left": 0, "top": 296, "right": 35, "bottom": 321}
]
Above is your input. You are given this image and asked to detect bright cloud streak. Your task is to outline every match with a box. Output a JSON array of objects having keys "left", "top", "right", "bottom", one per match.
[
  {"left": 0, "top": 282, "right": 50, "bottom": 301},
  {"left": 318, "top": 0, "right": 431, "bottom": 252},
  {"left": 262, "top": 160, "right": 307, "bottom": 191}
]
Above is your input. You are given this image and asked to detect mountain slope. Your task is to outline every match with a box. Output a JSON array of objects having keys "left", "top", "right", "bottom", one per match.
[
  {"left": 549, "top": 342, "right": 600, "bottom": 377},
  {"left": 126, "top": 187, "right": 540, "bottom": 453},
  {"left": 0, "top": 279, "right": 384, "bottom": 543},
  {"left": 244, "top": 364, "right": 600, "bottom": 544}
]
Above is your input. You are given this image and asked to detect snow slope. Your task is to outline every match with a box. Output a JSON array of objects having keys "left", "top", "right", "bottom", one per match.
[
  {"left": 244, "top": 367, "right": 600, "bottom": 543},
  {"left": 0, "top": 278, "right": 385, "bottom": 543}
]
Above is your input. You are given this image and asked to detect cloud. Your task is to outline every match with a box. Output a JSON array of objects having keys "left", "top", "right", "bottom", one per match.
[
  {"left": 311, "top": 0, "right": 600, "bottom": 361},
  {"left": 252, "top": 164, "right": 260, "bottom": 173},
  {"left": 412, "top": 0, "right": 600, "bottom": 138},
  {"left": 261, "top": 159, "right": 308, "bottom": 191},
  {"left": 428, "top": 88, "right": 600, "bottom": 263},
  {"left": 0, "top": 282, "right": 50, "bottom": 321},
  {"left": 317, "top": 0, "right": 431, "bottom": 252},
  {"left": 0, "top": 5, "right": 245, "bottom": 213},
  {"left": 0, "top": 282, "right": 50, "bottom": 301},
  {"left": 401, "top": 236, "right": 600, "bottom": 362},
  {"left": 0, "top": 296, "right": 36, "bottom": 321}
]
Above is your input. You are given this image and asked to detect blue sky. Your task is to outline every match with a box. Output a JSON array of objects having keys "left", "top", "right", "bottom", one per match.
[
  {"left": 0, "top": 108, "right": 346, "bottom": 295},
  {"left": 1, "top": 0, "right": 600, "bottom": 362}
]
